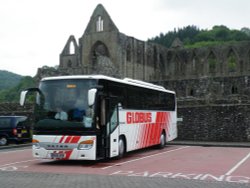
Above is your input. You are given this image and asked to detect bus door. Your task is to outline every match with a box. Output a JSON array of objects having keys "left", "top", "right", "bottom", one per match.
[
  {"left": 108, "top": 104, "right": 119, "bottom": 158},
  {"left": 100, "top": 97, "right": 119, "bottom": 158}
]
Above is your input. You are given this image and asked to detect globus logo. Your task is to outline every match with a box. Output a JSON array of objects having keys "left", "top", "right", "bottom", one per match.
[{"left": 126, "top": 112, "right": 152, "bottom": 124}]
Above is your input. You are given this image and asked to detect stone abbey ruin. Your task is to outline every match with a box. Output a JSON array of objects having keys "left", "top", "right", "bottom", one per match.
[{"left": 33, "top": 4, "right": 250, "bottom": 141}]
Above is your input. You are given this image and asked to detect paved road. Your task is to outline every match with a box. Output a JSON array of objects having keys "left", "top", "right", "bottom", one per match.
[
  {"left": 0, "top": 145, "right": 249, "bottom": 188},
  {"left": 1, "top": 171, "right": 249, "bottom": 188}
]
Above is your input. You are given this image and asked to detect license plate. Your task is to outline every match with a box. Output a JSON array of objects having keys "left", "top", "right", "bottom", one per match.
[
  {"left": 21, "top": 130, "right": 27, "bottom": 133},
  {"left": 17, "top": 134, "right": 22, "bottom": 138},
  {"left": 50, "top": 153, "right": 65, "bottom": 159}
]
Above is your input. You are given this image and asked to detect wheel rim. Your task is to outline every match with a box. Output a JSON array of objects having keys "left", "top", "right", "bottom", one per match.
[
  {"left": 160, "top": 134, "right": 165, "bottom": 147},
  {"left": 0, "top": 137, "right": 7, "bottom": 146},
  {"left": 119, "top": 139, "right": 125, "bottom": 156}
]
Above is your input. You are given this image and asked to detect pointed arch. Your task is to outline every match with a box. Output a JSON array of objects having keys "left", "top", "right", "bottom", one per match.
[
  {"left": 59, "top": 35, "right": 80, "bottom": 70},
  {"left": 174, "top": 54, "right": 183, "bottom": 76},
  {"left": 89, "top": 40, "right": 119, "bottom": 76},
  {"left": 191, "top": 50, "right": 199, "bottom": 75},
  {"left": 153, "top": 46, "right": 158, "bottom": 70},
  {"left": 96, "top": 15, "right": 104, "bottom": 32},
  {"left": 174, "top": 51, "right": 186, "bottom": 76},
  {"left": 247, "top": 50, "right": 250, "bottom": 71},
  {"left": 69, "top": 41, "right": 75, "bottom": 54},
  {"left": 227, "top": 48, "right": 238, "bottom": 73},
  {"left": 61, "top": 35, "right": 79, "bottom": 55},
  {"left": 159, "top": 53, "right": 165, "bottom": 69},
  {"left": 90, "top": 41, "right": 110, "bottom": 59},
  {"left": 159, "top": 53, "right": 165, "bottom": 76},
  {"left": 207, "top": 51, "right": 217, "bottom": 74},
  {"left": 126, "top": 44, "right": 131, "bottom": 62},
  {"left": 90, "top": 41, "right": 110, "bottom": 70}
]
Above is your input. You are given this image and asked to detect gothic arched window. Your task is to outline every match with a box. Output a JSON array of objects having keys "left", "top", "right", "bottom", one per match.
[
  {"left": 227, "top": 51, "right": 237, "bottom": 73},
  {"left": 96, "top": 16, "right": 103, "bottom": 32},
  {"left": 208, "top": 52, "right": 217, "bottom": 74}
]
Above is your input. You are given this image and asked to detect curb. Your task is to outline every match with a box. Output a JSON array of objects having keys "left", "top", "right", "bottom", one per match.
[
  {"left": 166, "top": 141, "right": 250, "bottom": 148},
  {"left": 0, "top": 143, "right": 32, "bottom": 150},
  {"left": 1, "top": 141, "right": 249, "bottom": 150}
]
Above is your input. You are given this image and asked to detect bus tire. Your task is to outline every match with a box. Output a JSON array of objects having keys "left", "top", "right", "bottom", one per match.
[
  {"left": 118, "top": 137, "right": 126, "bottom": 159},
  {"left": 158, "top": 133, "right": 166, "bottom": 149}
]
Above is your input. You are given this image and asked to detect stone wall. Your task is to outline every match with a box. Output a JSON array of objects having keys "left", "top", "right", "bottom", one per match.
[
  {"left": 1, "top": 102, "right": 249, "bottom": 142},
  {"left": 0, "top": 103, "right": 33, "bottom": 116},
  {"left": 157, "top": 76, "right": 250, "bottom": 100},
  {"left": 177, "top": 102, "right": 250, "bottom": 142}
]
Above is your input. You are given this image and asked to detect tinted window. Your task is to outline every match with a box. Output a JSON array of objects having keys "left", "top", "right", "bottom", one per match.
[
  {"left": 130, "top": 88, "right": 176, "bottom": 111},
  {"left": 16, "top": 116, "right": 28, "bottom": 127},
  {"left": 0, "top": 118, "right": 12, "bottom": 128},
  {"left": 126, "top": 86, "right": 145, "bottom": 110},
  {"left": 99, "top": 80, "right": 175, "bottom": 111}
]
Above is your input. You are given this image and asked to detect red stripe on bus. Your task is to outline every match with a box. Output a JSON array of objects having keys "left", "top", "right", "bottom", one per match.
[
  {"left": 64, "top": 136, "right": 72, "bottom": 143},
  {"left": 142, "top": 124, "right": 148, "bottom": 148},
  {"left": 145, "top": 123, "right": 151, "bottom": 147},
  {"left": 64, "top": 150, "right": 73, "bottom": 160},
  {"left": 70, "top": 136, "right": 81, "bottom": 143},
  {"left": 139, "top": 124, "right": 145, "bottom": 148},
  {"left": 59, "top": 136, "right": 65, "bottom": 143}
]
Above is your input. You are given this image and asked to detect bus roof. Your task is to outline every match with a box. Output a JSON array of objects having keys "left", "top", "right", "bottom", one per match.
[{"left": 41, "top": 75, "right": 175, "bottom": 94}]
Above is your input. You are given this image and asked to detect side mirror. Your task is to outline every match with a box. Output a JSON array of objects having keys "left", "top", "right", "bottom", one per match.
[
  {"left": 88, "top": 88, "right": 97, "bottom": 106},
  {"left": 19, "top": 88, "right": 42, "bottom": 106},
  {"left": 20, "top": 91, "right": 28, "bottom": 106}
]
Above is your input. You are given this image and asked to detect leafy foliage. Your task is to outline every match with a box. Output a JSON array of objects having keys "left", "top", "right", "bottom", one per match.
[
  {"left": 241, "top": 27, "right": 250, "bottom": 37},
  {"left": 228, "top": 55, "right": 237, "bottom": 72},
  {"left": 0, "top": 70, "right": 22, "bottom": 90},
  {"left": 149, "top": 25, "right": 250, "bottom": 48},
  {"left": 0, "top": 76, "right": 36, "bottom": 102}
]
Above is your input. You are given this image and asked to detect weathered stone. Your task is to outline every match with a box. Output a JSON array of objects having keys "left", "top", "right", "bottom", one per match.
[{"left": 18, "top": 4, "right": 250, "bottom": 142}]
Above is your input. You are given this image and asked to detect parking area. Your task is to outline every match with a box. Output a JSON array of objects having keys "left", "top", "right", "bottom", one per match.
[{"left": 0, "top": 145, "right": 249, "bottom": 184}]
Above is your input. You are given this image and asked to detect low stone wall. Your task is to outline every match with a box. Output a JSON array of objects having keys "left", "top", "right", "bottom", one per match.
[
  {"left": 1, "top": 102, "right": 249, "bottom": 142},
  {"left": 0, "top": 103, "right": 33, "bottom": 116},
  {"left": 177, "top": 103, "right": 250, "bottom": 142}
]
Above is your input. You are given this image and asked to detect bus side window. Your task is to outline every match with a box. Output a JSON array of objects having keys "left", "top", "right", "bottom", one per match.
[
  {"left": 109, "top": 106, "right": 118, "bottom": 133},
  {"left": 101, "top": 98, "right": 106, "bottom": 126}
]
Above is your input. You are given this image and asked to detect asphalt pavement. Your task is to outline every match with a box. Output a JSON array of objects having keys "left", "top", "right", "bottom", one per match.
[
  {"left": 1, "top": 141, "right": 249, "bottom": 188},
  {"left": 1, "top": 140, "right": 250, "bottom": 150},
  {"left": 166, "top": 140, "right": 250, "bottom": 148},
  {"left": 0, "top": 171, "right": 249, "bottom": 188}
]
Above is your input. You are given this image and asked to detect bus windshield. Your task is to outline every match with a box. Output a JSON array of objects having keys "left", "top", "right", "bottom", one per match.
[{"left": 34, "top": 79, "right": 97, "bottom": 131}]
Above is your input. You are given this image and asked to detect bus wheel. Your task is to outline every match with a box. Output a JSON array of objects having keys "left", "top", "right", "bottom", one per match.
[
  {"left": 0, "top": 136, "right": 8, "bottom": 146},
  {"left": 118, "top": 137, "right": 125, "bottom": 158},
  {"left": 158, "top": 133, "right": 166, "bottom": 149}
]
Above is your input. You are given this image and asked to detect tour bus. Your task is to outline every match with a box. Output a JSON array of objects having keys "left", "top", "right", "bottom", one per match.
[{"left": 20, "top": 75, "right": 177, "bottom": 160}]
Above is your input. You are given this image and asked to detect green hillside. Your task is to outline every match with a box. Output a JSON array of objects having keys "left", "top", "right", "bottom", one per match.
[
  {"left": 0, "top": 72, "right": 36, "bottom": 102},
  {"left": 0, "top": 70, "right": 22, "bottom": 90}
]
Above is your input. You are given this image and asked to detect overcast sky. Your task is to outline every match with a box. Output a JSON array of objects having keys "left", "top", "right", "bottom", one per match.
[{"left": 0, "top": 0, "right": 250, "bottom": 76}]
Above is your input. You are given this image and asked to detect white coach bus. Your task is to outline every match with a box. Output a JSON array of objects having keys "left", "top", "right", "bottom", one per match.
[{"left": 20, "top": 75, "right": 177, "bottom": 160}]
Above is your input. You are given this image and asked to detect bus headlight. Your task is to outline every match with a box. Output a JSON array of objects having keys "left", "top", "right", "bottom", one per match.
[
  {"left": 32, "top": 139, "right": 40, "bottom": 149},
  {"left": 78, "top": 140, "right": 94, "bottom": 150}
]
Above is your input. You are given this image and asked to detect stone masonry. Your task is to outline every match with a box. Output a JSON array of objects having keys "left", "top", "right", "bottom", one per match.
[{"left": 33, "top": 4, "right": 250, "bottom": 141}]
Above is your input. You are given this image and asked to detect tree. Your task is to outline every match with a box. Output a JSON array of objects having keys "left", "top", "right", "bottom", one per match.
[
  {"left": 0, "top": 76, "right": 36, "bottom": 102},
  {"left": 241, "top": 27, "right": 250, "bottom": 37},
  {"left": 149, "top": 25, "right": 250, "bottom": 48}
]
